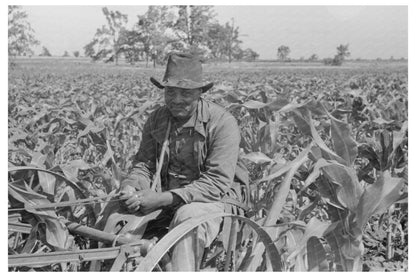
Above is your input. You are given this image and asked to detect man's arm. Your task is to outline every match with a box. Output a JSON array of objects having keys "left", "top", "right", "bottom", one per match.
[{"left": 120, "top": 115, "right": 156, "bottom": 192}]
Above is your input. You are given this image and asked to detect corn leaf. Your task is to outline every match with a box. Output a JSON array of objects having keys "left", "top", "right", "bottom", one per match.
[
  {"left": 242, "top": 152, "right": 274, "bottom": 165},
  {"left": 9, "top": 166, "right": 84, "bottom": 196},
  {"left": 8, "top": 183, "right": 70, "bottom": 250},
  {"left": 264, "top": 144, "right": 311, "bottom": 225},
  {"left": 292, "top": 107, "right": 346, "bottom": 165},
  {"left": 321, "top": 163, "right": 363, "bottom": 212},
  {"left": 307, "top": 236, "right": 329, "bottom": 271},
  {"left": 329, "top": 114, "right": 358, "bottom": 166},
  {"left": 287, "top": 217, "right": 331, "bottom": 261},
  {"left": 356, "top": 170, "right": 405, "bottom": 230},
  {"left": 38, "top": 172, "right": 56, "bottom": 195},
  {"left": 245, "top": 145, "right": 311, "bottom": 271}
]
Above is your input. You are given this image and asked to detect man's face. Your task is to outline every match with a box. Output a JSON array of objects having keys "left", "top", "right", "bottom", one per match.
[{"left": 165, "top": 87, "right": 202, "bottom": 120}]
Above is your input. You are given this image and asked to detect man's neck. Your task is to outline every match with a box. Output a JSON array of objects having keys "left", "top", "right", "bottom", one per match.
[{"left": 172, "top": 116, "right": 191, "bottom": 126}]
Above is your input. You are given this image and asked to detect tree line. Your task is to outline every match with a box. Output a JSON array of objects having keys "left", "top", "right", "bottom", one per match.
[
  {"left": 9, "top": 5, "right": 358, "bottom": 66},
  {"left": 276, "top": 44, "right": 351, "bottom": 65},
  {"left": 83, "top": 6, "right": 259, "bottom": 65}
]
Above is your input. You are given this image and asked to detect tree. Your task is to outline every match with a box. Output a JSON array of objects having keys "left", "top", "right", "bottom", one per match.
[
  {"left": 232, "top": 47, "right": 244, "bottom": 61},
  {"left": 224, "top": 19, "right": 242, "bottom": 63},
  {"left": 118, "top": 29, "right": 145, "bottom": 65},
  {"left": 206, "top": 22, "right": 227, "bottom": 60},
  {"left": 242, "top": 48, "right": 259, "bottom": 61},
  {"left": 336, "top": 44, "right": 350, "bottom": 60},
  {"left": 331, "top": 44, "right": 351, "bottom": 66},
  {"left": 84, "top": 7, "right": 128, "bottom": 64},
  {"left": 83, "top": 5, "right": 249, "bottom": 64},
  {"left": 206, "top": 19, "right": 242, "bottom": 62},
  {"left": 84, "top": 27, "right": 112, "bottom": 62},
  {"left": 102, "top": 7, "right": 128, "bottom": 64},
  {"left": 83, "top": 38, "right": 99, "bottom": 60},
  {"left": 8, "top": 5, "right": 39, "bottom": 57},
  {"left": 308, "top": 54, "right": 318, "bottom": 62},
  {"left": 277, "top": 45, "right": 290, "bottom": 61},
  {"left": 170, "top": 5, "right": 216, "bottom": 57},
  {"left": 73, "top": 51, "right": 80, "bottom": 58},
  {"left": 62, "top": 51, "right": 70, "bottom": 57},
  {"left": 40, "top": 46, "right": 51, "bottom": 57},
  {"left": 323, "top": 57, "right": 333, "bottom": 65},
  {"left": 168, "top": 8, "right": 246, "bottom": 62},
  {"left": 323, "top": 44, "right": 351, "bottom": 66},
  {"left": 133, "top": 6, "right": 175, "bottom": 66}
]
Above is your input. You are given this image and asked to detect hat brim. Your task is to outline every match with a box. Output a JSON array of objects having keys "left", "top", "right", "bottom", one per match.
[{"left": 150, "top": 77, "right": 213, "bottom": 93}]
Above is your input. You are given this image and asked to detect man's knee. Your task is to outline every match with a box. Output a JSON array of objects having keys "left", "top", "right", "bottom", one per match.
[
  {"left": 170, "top": 202, "right": 225, "bottom": 248},
  {"left": 171, "top": 202, "right": 224, "bottom": 227}
]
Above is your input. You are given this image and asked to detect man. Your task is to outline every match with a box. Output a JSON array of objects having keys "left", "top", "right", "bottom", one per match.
[{"left": 120, "top": 52, "right": 247, "bottom": 271}]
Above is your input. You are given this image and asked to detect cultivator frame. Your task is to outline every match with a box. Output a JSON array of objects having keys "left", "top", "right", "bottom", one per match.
[
  {"left": 8, "top": 212, "right": 282, "bottom": 271},
  {"left": 8, "top": 215, "right": 156, "bottom": 271},
  {"left": 9, "top": 243, "right": 144, "bottom": 270}
]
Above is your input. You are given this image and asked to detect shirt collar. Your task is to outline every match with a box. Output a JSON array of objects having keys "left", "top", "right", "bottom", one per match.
[
  {"left": 182, "top": 99, "right": 209, "bottom": 137},
  {"left": 151, "top": 99, "right": 210, "bottom": 143}
]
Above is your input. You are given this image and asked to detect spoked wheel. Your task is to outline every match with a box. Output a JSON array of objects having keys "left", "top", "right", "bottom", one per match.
[{"left": 136, "top": 213, "right": 282, "bottom": 272}]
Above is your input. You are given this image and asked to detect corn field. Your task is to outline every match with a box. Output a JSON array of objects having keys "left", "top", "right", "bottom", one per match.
[{"left": 8, "top": 59, "right": 408, "bottom": 271}]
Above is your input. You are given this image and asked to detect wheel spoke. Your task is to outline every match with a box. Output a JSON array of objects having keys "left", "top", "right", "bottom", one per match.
[{"left": 224, "top": 217, "right": 238, "bottom": 271}]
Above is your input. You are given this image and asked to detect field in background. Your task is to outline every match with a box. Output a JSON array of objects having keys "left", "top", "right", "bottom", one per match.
[
  {"left": 10, "top": 56, "right": 408, "bottom": 71},
  {"left": 8, "top": 58, "right": 408, "bottom": 271}
]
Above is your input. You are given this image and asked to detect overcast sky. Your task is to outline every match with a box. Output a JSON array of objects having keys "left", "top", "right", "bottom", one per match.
[{"left": 23, "top": 5, "right": 408, "bottom": 59}]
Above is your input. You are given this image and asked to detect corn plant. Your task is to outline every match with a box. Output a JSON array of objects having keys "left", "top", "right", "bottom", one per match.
[{"left": 8, "top": 60, "right": 407, "bottom": 271}]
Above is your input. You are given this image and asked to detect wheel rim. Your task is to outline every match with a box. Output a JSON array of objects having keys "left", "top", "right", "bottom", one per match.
[{"left": 136, "top": 212, "right": 282, "bottom": 271}]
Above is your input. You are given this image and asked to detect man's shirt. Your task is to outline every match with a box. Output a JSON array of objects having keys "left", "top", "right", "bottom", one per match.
[
  {"left": 167, "top": 116, "right": 200, "bottom": 190},
  {"left": 121, "top": 98, "right": 242, "bottom": 204}
]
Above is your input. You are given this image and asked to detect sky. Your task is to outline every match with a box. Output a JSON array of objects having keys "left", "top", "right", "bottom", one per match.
[{"left": 22, "top": 5, "right": 407, "bottom": 60}]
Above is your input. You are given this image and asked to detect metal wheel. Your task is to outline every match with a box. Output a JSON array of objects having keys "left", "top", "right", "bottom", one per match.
[{"left": 136, "top": 212, "right": 282, "bottom": 271}]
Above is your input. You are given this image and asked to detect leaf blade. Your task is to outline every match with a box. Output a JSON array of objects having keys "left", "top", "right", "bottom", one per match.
[{"left": 329, "top": 114, "right": 358, "bottom": 166}]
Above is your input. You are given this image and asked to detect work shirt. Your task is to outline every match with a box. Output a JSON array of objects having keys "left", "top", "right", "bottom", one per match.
[
  {"left": 167, "top": 117, "right": 200, "bottom": 190},
  {"left": 121, "top": 98, "right": 245, "bottom": 204}
]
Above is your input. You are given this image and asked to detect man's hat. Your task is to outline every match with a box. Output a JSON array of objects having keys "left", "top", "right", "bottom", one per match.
[{"left": 150, "top": 52, "right": 214, "bottom": 93}]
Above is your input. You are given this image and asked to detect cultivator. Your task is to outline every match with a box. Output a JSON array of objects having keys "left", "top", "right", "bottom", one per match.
[
  {"left": 9, "top": 205, "right": 156, "bottom": 270},
  {"left": 8, "top": 207, "right": 281, "bottom": 271},
  {"left": 9, "top": 217, "right": 156, "bottom": 271}
]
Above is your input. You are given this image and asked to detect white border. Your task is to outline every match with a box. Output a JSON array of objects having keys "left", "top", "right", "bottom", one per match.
[{"left": 2, "top": 1, "right": 413, "bottom": 276}]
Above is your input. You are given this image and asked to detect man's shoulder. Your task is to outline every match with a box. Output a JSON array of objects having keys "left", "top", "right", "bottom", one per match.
[
  {"left": 201, "top": 100, "right": 239, "bottom": 135},
  {"left": 202, "top": 99, "right": 235, "bottom": 122}
]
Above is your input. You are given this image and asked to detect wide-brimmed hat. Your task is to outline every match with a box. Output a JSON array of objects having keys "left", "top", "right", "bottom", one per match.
[{"left": 150, "top": 52, "right": 214, "bottom": 93}]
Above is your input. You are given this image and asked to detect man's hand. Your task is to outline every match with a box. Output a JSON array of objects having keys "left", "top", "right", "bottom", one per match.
[
  {"left": 120, "top": 184, "right": 136, "bottom": 195},
  {"left": 119, "top": 185, "right": 137, "bottom": 210},
  {"left": 120, "top": 189, "right": 180, "bottom": 215}
]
